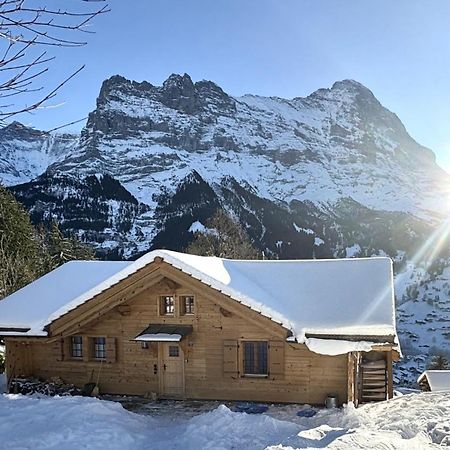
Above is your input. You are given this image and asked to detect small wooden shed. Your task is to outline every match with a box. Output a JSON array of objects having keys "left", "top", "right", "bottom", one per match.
[
  {"left": 0, "top": 250, "right": 399, "bottom": 405},
  {"left": 417, "top": 370, "right": 450, "bottom": 392}
]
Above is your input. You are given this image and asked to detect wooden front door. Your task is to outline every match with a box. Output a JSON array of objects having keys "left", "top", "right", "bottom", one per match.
[{"left": 160, "top": 343, "right": 184, "bottom": 398}]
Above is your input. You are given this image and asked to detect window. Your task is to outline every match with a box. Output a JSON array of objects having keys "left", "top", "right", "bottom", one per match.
[
  {"left": 161, "top": 296, "right": 174, "bottom": 315},
  {"left": 181, "top": 295, "right": 195, "bottom": 315},
  {"left": 93, "top": 337, "right": 106, "bottom": 360},
  {"left": 71, "top": 336, "right": 83, "bottom": 358},
  {"left": 169, "top": 345, "right": 179, "bottom": 357},
  {"left": 243, "top": 341, "right": 268, "bottom": 376}
]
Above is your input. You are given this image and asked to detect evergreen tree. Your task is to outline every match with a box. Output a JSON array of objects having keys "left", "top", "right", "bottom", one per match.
[
  {"left": 0, "top": 186, "right": 95, "bottom": 300},
  {"left": 428, "top": 353, "right": 450, "bottom": 370},
  {"left": 39, "top": 222, "right": 95, "bottom": 272},
  {"left": 0, "top": 185, "right": 43, "bottom": 299},
  {"left": 186, "top": 209, "right": 260, "bottom": 259}
]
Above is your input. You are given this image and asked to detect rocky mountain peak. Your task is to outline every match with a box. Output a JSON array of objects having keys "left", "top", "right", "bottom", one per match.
[
  {"left": 331, "top": 78, "right": 373, "bottom": 93},
  {"left": 162, "top": 73, "right": 194, "bottom": 91},
  {"left": 0, "top": 121, "right": 47, "bottom": 140},
  {"left": 305, "top": 78, "right": 377, "bottom": 105}
]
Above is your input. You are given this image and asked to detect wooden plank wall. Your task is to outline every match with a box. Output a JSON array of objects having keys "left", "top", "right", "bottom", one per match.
[{"left": 5, "top": 272, "right": 349, "bottom": 404}]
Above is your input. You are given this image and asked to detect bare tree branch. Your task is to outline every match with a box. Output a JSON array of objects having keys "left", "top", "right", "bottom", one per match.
[
  {"left": 0, "top": 64, "right": 84, "bottom": 119},
  {"left": 0, "top": 0, "right": 109, "bottom": 120}
]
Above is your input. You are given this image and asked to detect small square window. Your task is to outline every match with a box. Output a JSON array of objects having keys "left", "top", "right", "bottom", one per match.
[
  {"left": 93, "top": 337, "right": 106, "bottom": 360},
  {"left": 181, "top": 296, "right": 195, "bottom": 315},
  {"left": 243, "top": 341, "right": 268, "bottom": 376},
  {"left": 71, "top": 336, "right": 83, "bottom": 358},
  {"left": 161, "top": 296, "right": 174, "bottom": 315},
  {"left": 169, "top": 345, "right": 179, "bottom": 357}
]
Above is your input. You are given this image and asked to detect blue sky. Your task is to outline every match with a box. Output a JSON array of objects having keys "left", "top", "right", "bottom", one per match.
[{"left": 14, "top": 0, "right": 450, "bottom": 170}]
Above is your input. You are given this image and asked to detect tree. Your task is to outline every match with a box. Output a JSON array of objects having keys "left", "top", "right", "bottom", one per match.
[
  {"left": 428, "top": 353, "right": 449, "bottom": 370},
  {"left": 39, "top": 221, "right": 94, "bottom": 272},
  {"left": 0, "top": 0, "right": 108, "bottom": 120},
  {"left": 0, "top": 184, "right": 42, "bottom": 298},
  {"left": 186, "top": 209, "right": 260, "bottom": 259},
  {"left": 0, "top": 186, "right": 95, "bottom": 299}
]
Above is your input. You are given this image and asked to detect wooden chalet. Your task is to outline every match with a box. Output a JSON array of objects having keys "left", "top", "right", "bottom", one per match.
[{"left": 0, "top": 250, "right": 399, "bottom": 406}]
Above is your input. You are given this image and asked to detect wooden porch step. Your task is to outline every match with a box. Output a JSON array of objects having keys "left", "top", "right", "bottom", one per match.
[
  {"left": 362, "top": 387, "right": 387, "bottom": 393},
  {"left": 361, "top": 361, "right": 386, "bottom": 369}
]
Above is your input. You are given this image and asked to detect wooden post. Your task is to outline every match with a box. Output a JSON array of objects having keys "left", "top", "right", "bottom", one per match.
[
  {"left": 347, "top": 352, "right": 355, "bottom": 404},
  {"left": 386, "top": 351, "right": 393, "bottom": 399}
]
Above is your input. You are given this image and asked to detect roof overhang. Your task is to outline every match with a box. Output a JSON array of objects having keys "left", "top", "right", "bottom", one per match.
[
  {"left": 0, "top": 327, "right": 31, "bottom": 337},
  {"left": 134, "top": 324, "right": 193, "bottom": 342}
]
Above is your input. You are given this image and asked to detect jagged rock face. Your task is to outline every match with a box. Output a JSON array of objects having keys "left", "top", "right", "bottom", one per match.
[
  {"left": 0, "top": 122, "right": 78, "bottom": 186},
  {"left": 1, "top": 73, "right": 450, "bottom": 383},
  {"left": 49, "top": 73, "right": 450, "bottom": 224}
]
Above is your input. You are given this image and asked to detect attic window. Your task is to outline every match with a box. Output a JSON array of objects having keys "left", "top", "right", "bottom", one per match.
[
  {"left": 160, "top": 296, "right": 174, "bottom": 315},
  {"left": 243, "top": 341, "right": 268, "bottom": 376},
  {"left": 181, "top": 296, "right": 195, "bottom": 315},
  {"left": 71, "top": 336, "right": 83, "bottom": 358}
]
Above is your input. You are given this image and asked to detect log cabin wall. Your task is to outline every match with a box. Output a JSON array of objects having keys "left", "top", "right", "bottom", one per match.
[{"left": 5, "top": 265, "right": 349, "bottom": 404}]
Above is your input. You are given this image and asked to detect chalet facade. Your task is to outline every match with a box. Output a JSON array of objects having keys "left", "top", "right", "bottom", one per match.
[{"left": 0, "top": 250, "right": 399, "bottom": 405}]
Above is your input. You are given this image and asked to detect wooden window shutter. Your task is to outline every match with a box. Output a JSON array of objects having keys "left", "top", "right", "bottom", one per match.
[
  {"left": 106, "top": 337, "right": 117, "bottom": 363},
  {"left": 269, "top": 340, "right": 284, "bottom": 376},
  {"left": 223, "top": 340, "right": 239, "bottom": 377},
  {"left": 82, "top": 336, "right": 90, "bottom": 361},
  {"left": 52, "top": 339, "right": 63, "bottom": 362},
  {"left": 63, "top": 338, "right": 71, "bottom": 360}
]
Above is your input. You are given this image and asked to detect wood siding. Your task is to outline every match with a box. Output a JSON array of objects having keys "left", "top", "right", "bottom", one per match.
[{"left": 5, "top": 264, "right": 352, "bottom": 404}]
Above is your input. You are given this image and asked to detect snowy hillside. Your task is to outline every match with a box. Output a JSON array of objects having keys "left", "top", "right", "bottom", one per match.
[{"left": 1, "top": 73, "right": 450, "bottom": 382}]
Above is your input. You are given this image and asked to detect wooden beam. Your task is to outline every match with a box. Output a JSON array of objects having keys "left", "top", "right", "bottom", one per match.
[
  {"left": 347, "top": 352, "right": 356, "bottom": 404},
  {"left": 386, "top": 350, "right": 393, "bottom": 399},
  {"left": 49, "top": 268, "right": 164, "bottom": 337}
]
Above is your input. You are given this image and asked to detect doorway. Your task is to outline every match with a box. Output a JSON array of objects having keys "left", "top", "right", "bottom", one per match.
[{"left": 159, "top": 343, "right": 184, "bottom": 398}]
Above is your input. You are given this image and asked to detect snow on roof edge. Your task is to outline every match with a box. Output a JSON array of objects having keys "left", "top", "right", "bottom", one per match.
[{"left": 3, "top": 251, "right": 397, "bottom": 349}]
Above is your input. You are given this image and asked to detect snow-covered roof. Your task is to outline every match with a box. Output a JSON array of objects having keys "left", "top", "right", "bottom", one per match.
[
  {"left": 418, "top": 370, "right": 450, "bottom": 392},
  {"left": 0, "top": 250, "right": 397, "bottom": 352},
  {"left": 0, "top": 261, "right": 131, "bottom": 336}
]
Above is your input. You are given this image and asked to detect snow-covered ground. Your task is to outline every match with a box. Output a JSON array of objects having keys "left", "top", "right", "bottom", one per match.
[{"left": 0, "top": 392, "right": 448, "bottom": 449}]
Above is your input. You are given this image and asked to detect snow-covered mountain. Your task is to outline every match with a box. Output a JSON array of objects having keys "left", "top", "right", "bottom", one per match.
[
  {"left": 52, "top": 75, "right": 450, "bottom": 220},
  {"left": 0, "top": 122, "right": 78, "bottom": 186},
  {"left": 1, "top": 73, "right": 449, "bottom": 382}
]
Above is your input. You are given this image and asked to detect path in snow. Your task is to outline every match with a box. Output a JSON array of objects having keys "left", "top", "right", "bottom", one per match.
[{"left": 0, "top": 392, "right": 448, "bottom": 449}]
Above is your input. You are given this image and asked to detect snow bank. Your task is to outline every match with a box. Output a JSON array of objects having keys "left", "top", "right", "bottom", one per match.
[
  {"left": 0, "top": 392, "right": 448, "bottom": 449},
  {"left": 0, "top": 373, "right": 6, "bottom": 394},
  {"left": 0, "top": 395, "right": 299, "bottom": 450}
]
